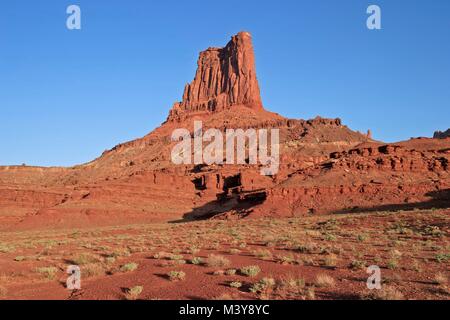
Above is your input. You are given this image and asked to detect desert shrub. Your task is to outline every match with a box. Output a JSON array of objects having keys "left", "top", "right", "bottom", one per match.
[
  {"left": 423, "top": 226, "right": 443, "bottom": 237},
  {"left": 229, "top": 248, "right": 241, "bottom": 255},
  {"left": 253, "top": 249, "right": 272, "bottom": 260},
  {"left": 191, "top": 257, "right": 203, "bottom": 265},
  {"left": 275, "top": 277, "right": 315, "bottom": 300},
  {"left": 349, "top": 260, "right": 366, "bottom": 270},
  {"left": 0, "top": 244, "right": 15, "bottom": 253},
  {"left": 125, "top": 286, "right": 143, "bottom": 300},
  {"left": 364, "top": 286, "right": 404, "bottom": 300},
  {"left": 175, "top": 259, "right": 186, "bottom": 265},
  {"left": 167, "top": 271, "right": 186, "bottom": 281},
  {"left": 213, "top": 293, "right": 234, "bottom": 300},
  {"left": 230, "top": 281, "right": 242, "bottom": 288},
  {"left": 120, "top": 263, "right": 138, "bottom": 273},
  {"left": 225, "top": 269, "right": 237, "bottom": 276},
  {"left": 208, "top": 243, "right": 220, "bottom": 250},
  {"left": 315, "top": 274, "right": 335, "bottom": 288},
  {"left": 71, "top": 253, "right": 101, "bottom": 265},
  {"left": 387, "top": 259, "right": 398, "bottom": 270},
  {"left": 153, "top": 252, "right": 166, "bottom": 259},
  {"left": 250, "top": 278, "right": 276, "bottom": 294},
  {"left": 36, "top": 267, "right": 58, "bottom": 280},
  {"left": 295, "top": 243, "right": 315, "bottom": 254},
  {"left": 389, "top": 249, "right": 402, "bottom": 258},
  {"left": 108, "top": 248, "right": 130, "bottom": 258},
  {"left": 435, "top": 253, "right": 450, "bottom": 263},
  {"left": 357, "top": 234, "right": 368, "bottom": 242},
  {"left": 277, "top": 254, "right": 295, "bottom": 265},
  {"left": 280, "top": 277, "right": 305, "bottom": 290},
  {"left": 14, "top": 256, "right": 26, "bottom": 262},
  {"left": 0, "top": 286, "right": 7, "bottom": 298},
  {"left": 83, "top": 263, "right": 106, "bottom": 277},
  {"left": 323, "top": 233, "right": 337, "bottom": 241},
  {"left": 105, "top": 257, "right": 116, "bottom": 265},
  {"left": 265, "top": 241, "right": 276, "bottom": 248},
  {"left": 302, "top": 257, "right": 315, "bottom": 266},
  {"left": 240, "top": 265, "right": 261, "bottom": 277},
  {"left": 323, "top": 254, "right": 338, "bottom": 268},
  {"left": 205, "top": 254, "right": 231, "bottom": 268},
  {"left": 169, "top": 254, "right": 184, "bottom": 261},
  {"left": 213, "top": 270, "right": 225, "bottom": 276}
]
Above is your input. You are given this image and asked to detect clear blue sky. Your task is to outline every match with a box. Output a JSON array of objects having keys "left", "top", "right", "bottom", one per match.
[{"left": 1, "top": 0, "right": 449, "bottom": 167}]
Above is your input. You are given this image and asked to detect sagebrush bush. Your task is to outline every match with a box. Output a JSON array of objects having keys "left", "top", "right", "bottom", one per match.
[
  {"left": 206, "top": 254, "right": 230, "bottom": 267},
  {"left": 240, "top": 265, "right": 261, "bottom": 277},
  {"left": 167, "top": 271, "right": 186, "bottom": 281},
  {"left": 120, "top": 263, "right": 138, "bottom": 272},
  {"left": 191, "top": 257, "right": 203, "bottom": 265},
  {"left": 125, "top": 286, "right": 143, "bottom": 300}
]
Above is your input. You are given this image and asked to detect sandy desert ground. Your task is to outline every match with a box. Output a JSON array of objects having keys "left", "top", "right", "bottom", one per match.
[{"left": 0, "top": 208, "right": 448, "bottom": 300}]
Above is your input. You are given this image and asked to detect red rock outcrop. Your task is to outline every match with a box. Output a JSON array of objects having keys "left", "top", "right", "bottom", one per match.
[
  {"left": 168, "top": 32, "right": 263, "bottom": 121},
  {"left": 254, "top": 141, "right": 450, "bottom": 217}
]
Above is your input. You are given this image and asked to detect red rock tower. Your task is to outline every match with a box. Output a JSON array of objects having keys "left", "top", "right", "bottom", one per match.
[{"left": 168, "top": 32, "right": 264, "bottom": 121}]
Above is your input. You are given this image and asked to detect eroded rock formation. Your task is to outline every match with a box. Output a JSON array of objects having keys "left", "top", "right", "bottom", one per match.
[{"left": 168, "top": 32, "right": 263, "bottom": 121}]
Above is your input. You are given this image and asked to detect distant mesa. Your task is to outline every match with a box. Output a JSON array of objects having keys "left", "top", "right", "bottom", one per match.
[
  {"left": 434, "top": 129, "right": 450, "bottom": 139},
  {"left": 168, "top": 31, "right": 263, "bottom": 122}
]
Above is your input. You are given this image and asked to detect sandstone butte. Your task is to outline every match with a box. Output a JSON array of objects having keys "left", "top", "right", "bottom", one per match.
[{"left": 0, "top": 32, "right": 449, "bottom": 230}]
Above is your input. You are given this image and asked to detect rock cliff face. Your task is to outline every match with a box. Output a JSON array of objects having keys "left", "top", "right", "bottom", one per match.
[
  {"left": 434, "top": 129, "right": 450, "bottom": 139},
  {"left": 168, "top": 32, "right": 263, "bottom": 121}
]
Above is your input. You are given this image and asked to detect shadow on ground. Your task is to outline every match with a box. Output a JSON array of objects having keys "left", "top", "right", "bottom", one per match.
[{"left": 332, "top": 189, "right": 450, "bottom": 215}]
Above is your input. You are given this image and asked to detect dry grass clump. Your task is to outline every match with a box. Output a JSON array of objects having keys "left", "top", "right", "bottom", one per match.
[
  {"left": 250, "top": 277, "right": 276, "bottom": 295},
  {"left": 229, "top": 248, "right": 241, "bottom": 255},
  {"left": 36, "top": 267, "right": 58, "bottom": 280},
  {"left": 153, "top": 252, "right": 171, "bottom": 259},
  {"left": 323, "top": 254, "right": 338, "bottom": 268},
  {"left": 125, "top": 286, "right": 143, "bottom": 300},
  {"left": 363, "top": 286, "right": 405, "bottom": 300},
  {"left": 212, "top": 293, "right": 236, "bottom": 300},
  {"left": 230, "top": 281, "right": 242, "bottom": 288},
  {"left": 190, "top": 257, "right": 203, "bottom": 265},
  {"left": 70, "top": 253, "right": 101, "bottom": 265},
  {"left": 83, "top": 263, "right": 106, "bottom": 278},
  {"left": 253, "top": 249, "right": 272, "bottom": 260},
  {"left": 349, "top": 260, "right": 366, "bottom": 270},
  {"left": 0, "top": 286, "right": 7, "bottom": 298},
  {"left": 120, "top": 262, "right": 138, "bottom": 273},
  {"left": 240, "top": 265, "right": 261, "bottom": 277},
  {"left": 225, "top": 269, "right": 237, "bottom": 276},
  {"left": 14, "top": 256, "right": 27, "bottom": 262},
  {"left": 167, "top": 271, "right": 186, "bottom": 281},
  {"left": 255, "top": 276, "right": 316, "bottom": 300},
  {"left": 315, "top": 274, "right": 336, "bottom": 288},
  {"left": 205, "top": 254, "right": 231, "bottom": 268}
]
